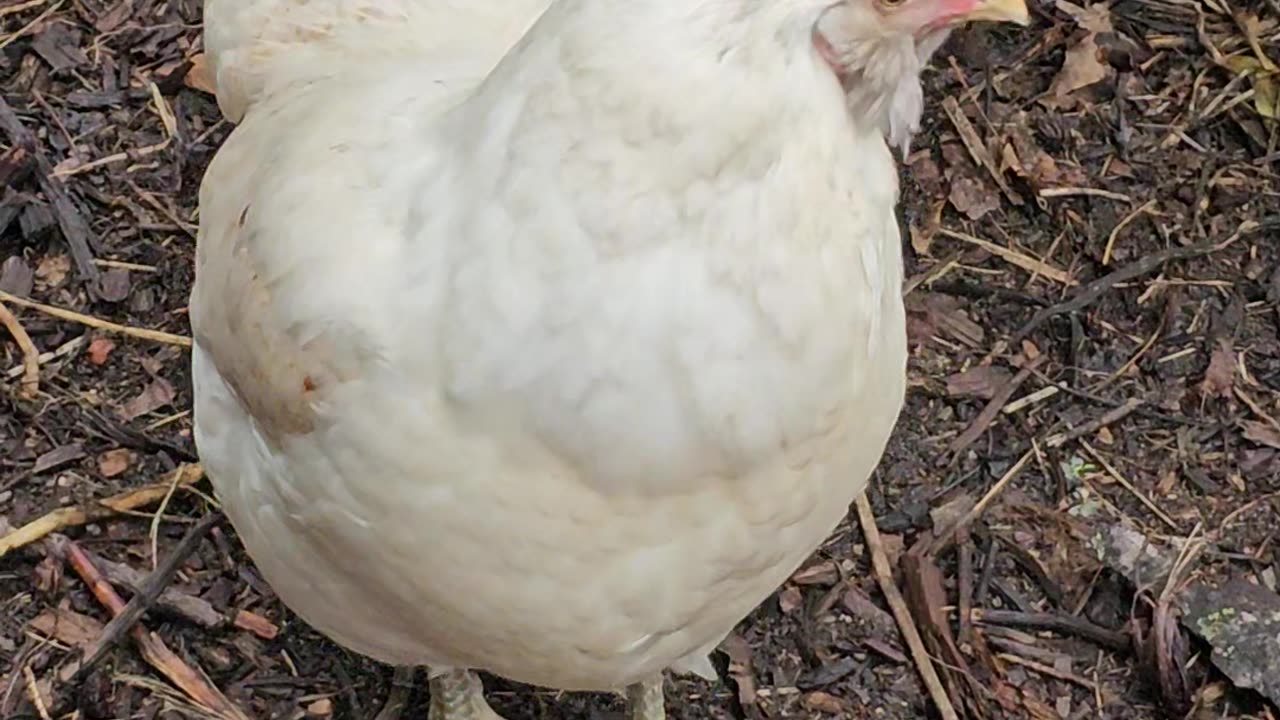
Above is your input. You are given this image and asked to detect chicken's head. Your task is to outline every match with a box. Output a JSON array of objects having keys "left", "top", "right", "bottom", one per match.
[{"left": 813, "top": 0, "right": 1028, "bottom": 155}]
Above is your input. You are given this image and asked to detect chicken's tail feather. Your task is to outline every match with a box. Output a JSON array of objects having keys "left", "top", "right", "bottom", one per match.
[{"left": 202, "top": 0, "right": 548, "bottom": 122}]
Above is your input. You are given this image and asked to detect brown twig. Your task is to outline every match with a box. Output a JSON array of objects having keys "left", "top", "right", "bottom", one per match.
[
  {"left": 975, "top": 536, "right": 1000, "bottom": 607},
  {"left": 855, "top": 494, "right": 959, "bottom": 720},
  {"left": 0, "top": 298, "right": 39, "bottom": 398},
  {"left": 931, "top": 448, "right": 1036, "bottom": 555},
  {"left": 1007, "top": 241, "right": 1222, "bottom": 348},
  {"left": 51, "top": 536, "right": 250, "bottom": 720},
  {"left": 947, "top": 358, "right": 1047, "bottom": 461},
  {"left": 1079, "top": 440, "right": 1182, "bottom": 532},
  {"left": 1102, "top": 200, "right": 1157, "bottom": 266},
  {"left": 92, "top": 554, "right": 278, "bottom": 639},
  {"left": 937, "top": 228, "right": 1074, "bottom": 286},
  {"left": 972, "top": 609, "right": 1130, "bottom": 652},
  {"left": 987, "top": 529, "right": 1065, "bottom": 609},
  {"left": 0, "top": 289, "right": 192, "bottom": 347},
  {"left": 22, "top": 665, "right": 51, "bottom": 720},
  {"left": 63, "top": 513, "right": 223, "bottom": 684},
  {"left": 1045, "top": 398, "right": 1145, "bottom": 448},
  {"left": 995, "top": 653, "right": 1099, "bottom": 691},
  {"left": 903, "top": 541, "right": 989, "bottom": 718},
  {"left": 957, "top": 529, "right": 974, "bottom": 644},
  {"left": 0, "top": 95, "right": 100, "bottom": 287},
  {"left": 0, "top": 464, "right": 204, "bottom": 559},
  {"left": 941, "top": 96, "right": 1022, "bottom": 207}
]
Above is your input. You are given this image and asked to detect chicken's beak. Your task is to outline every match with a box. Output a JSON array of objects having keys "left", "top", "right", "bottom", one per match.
[{"left": 958, "top": 0, "right": 1030, "bottom": 25}]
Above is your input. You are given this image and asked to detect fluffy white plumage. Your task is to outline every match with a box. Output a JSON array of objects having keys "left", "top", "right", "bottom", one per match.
[{"left": 191, "top": 0, "right": 1019, "bottom": 699}]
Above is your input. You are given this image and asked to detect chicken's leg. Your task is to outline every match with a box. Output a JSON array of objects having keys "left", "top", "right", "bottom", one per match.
[
  {"left": 427, "top": 669, "right": 507, "bottom": 720},
  {"left": 625, "top": 677, "right": 666, "bottom": 720}
]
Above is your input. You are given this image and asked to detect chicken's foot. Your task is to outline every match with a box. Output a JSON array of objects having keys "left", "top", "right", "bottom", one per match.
[
  {"left": 427, "top": 668, "right": 506, "bottom": 720},
  {"left": 625, "top": 677, "right": 666, "bottom": 720}
]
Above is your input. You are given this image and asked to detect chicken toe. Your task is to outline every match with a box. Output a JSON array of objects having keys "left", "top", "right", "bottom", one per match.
[
  {"left": 427, "top": 669, "right": 507, "bottom": 720},
  {"left": 625, "top": 678, "right": 666, "bottom": 720}
]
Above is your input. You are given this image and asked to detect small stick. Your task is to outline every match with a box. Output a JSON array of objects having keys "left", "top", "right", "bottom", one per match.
[
  {"left": 0, "top": 464, "right": 204, "bottom": 559},
  {"left": 3, "top": 334, "right": 85, "bottom": 381},
  {"left": 53, "top": 537, "right": 250, "bottom": 720},
  {"left": 995, "top": 653, "right": 1099, "bottom": 691},
  {"left": 233, "top": 610, "right": 280, "bottom": 640},
  {"left": 855, "top": 494, "right": 959, "bottom": 720},
  {"left": 1102, "top": 200, "right": 1157, "bottom": 266},
  {"left": 93, "top": 554, "right": 278, "bottom": 639},
  {"left": 937, "top": 228, "right": 1074, "bottom": 286},
  {"left": 1038, "top": 187, "right": 1133, "bottom": 202},
  {"left": 0, "top": 96, "right": 100, "bottom": 285},
  {"left": 0, "top": 298, "right": 39, "bottom": 398},
  {"left": 957, "top": 528, "right": 974, "bottom": 643},
  {"left": 0, "top": 290, "right": 191, "bottom": 347},
  {"left": 972, "top": 609, "right": 1130, "bottom": 652},
  {"left": 1008, "top": 241, "right": 1221, "bottom": 348},
  {"left": 940, "top": 96, "right": 1022, "bottom": 207},
  {"left": 1045, "top": 398, "right": 1144, "bottom": 448},
  {"left": 1079, "top": 440, "right": 1181, "bottom": 532},
  {"left": 65, "top": 514, "right": 223, "bottom": 684},
  {"left": 22, "top": 665, "right": 51, "bottom": 720},
  {"left": 947, "top": 356, "right": 1047, "bottom": 460},
  {"left": 931, "top": 448, "right": 1036, "bottom": 556},
  {"left": 974, "top": 536, "right": 1000, "bottom": 606}
]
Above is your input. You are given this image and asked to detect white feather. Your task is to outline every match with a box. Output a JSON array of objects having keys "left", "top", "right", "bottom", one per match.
[{"left": 192, "top": 0, "right": 908, "bottom": 692}]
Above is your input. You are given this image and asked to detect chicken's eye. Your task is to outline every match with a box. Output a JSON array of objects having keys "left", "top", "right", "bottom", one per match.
[{"left": 878, "top": 0, "right": 907, "bottom": 8}]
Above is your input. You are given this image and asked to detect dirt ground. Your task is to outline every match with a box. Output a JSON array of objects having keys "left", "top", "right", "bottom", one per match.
[{"left": 2, "top": 0, "right": 1279, "bottom": 719}]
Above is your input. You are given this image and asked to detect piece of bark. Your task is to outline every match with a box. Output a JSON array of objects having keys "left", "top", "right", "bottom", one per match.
[{"left": 1182, "top": 579, "right": 1280, "bottom": 706}]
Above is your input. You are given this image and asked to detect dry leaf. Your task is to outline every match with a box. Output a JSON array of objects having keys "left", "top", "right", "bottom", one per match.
[
  {"left": 185, "top": 53, "right": 218, "bottom": 95},
  {"left": 778, "top": 585, "right": 803, "bottom": 614},
  {"left": 34, "top": 554, "right": 62, "bottom": 594},
  {"left": 0, "top": 256, "right": 34, "bottom": 296},
  {"left": 87, "top": 337, "right": 116, "bottom": 365},
  {"left": 34, "top": 254, "right": 71, "bottom": 288},
  {"left": 910, "top": 294, "right": 986, "bottom": 348},
  {"left": 721, "top": 634, "right": 761, "bottom": 717},
  {"left": 792, "top": 560, "right": 839, "bottom": 586},
  {"left": 29, "top": 607, "right": 105, "bottom": 648},
  {"left": 1200, "top": 339, "right": 1237, "bottom": 399},
  {"left": 1050, "top": 34, "right": 1109, "bottom": 101},
  {"left": 909, "top": 200, "right": 945, "bottom": 255},
  {"left": 930, "top": 493, "right": 976, "bottom": 530},
  {"left": 946, "top": 365, "right": 1013, "bottom": 400},
  {"left": 941, "top": 141, "right": 999, "bottom": 220},
  {"left": 1242, "top": 421, "right": 1280, "bottom": 450},
  {"left": 1002, "top": 112, "right": 1080, "bottom": 187},
  {"left": 32, "top": 444, "right": 85, "bottom": 475},
  {"left": 96, "top": 268, "right": 132, "bottom": 303},
  {"left": 1223, "top": 56, "right": 1279, "bottom": 120},
  {"left": 841, "top": 585, "right": 898, "bottom": 638},
  {"left": 802, "top": 691, "right": 847, "bottom": 715},
  {"left": 1056, "top": 0, "right": 1113, "bottom": 33},
  {"left": 119, "top": 377, "right": 176, "bottom": 421},
  {"left": 97, "top": 449, "right": 133, "bottom": 478},
  {"left": 948, "top": 173, "right": 1000, "bottom": 220}
]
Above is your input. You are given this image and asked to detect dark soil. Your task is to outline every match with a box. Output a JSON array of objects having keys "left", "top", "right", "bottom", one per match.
[{"left": 2, "top": 1, "right": 1278, "bottom": 719}]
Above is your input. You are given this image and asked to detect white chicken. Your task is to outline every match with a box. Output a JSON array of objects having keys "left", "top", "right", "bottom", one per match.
[{"left": 191, "top": 0, "right": 1027, "bottom": 718}]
